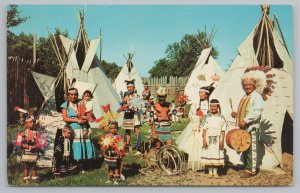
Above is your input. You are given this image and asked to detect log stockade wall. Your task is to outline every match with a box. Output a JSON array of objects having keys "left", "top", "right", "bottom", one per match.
[
  {"left": 142, "top": 76, "right": 187, "bottom": 97},
  {"left": 7, "top": 56, "right": 43, "bottom": 123}
]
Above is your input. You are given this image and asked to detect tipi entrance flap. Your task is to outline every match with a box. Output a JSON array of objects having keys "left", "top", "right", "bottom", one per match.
[
  {"left": 31, "top": 71, "right": 56, "bottom": 100},
  {"left": 59, "top": 35, "right": 80, "bottom": 78},
  {"left": 81, "top": 37, "right": 100, "bottom": 72}
]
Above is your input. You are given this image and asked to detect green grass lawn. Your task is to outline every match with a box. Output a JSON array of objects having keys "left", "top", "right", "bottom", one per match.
[{"left": 7, "top": 119, "right": 189, "bottom": 186}]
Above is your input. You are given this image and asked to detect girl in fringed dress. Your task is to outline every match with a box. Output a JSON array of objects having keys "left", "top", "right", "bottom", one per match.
[
  {"left": 201, "top": 99, "right": 227, "bottom": 178},
  {"left": 176, "top": 84, "right": 214, "bottom": 171}
]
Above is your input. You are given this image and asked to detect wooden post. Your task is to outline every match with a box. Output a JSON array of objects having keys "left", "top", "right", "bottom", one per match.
[
  {"left": 24, "top": 59, "right": 29, "bottom": 108},
  {"left": 99, "top": 28, "right": 102, "bottom": 63},
  {"left": 33, "top": 34, "right": 36, "bottom": 66}
]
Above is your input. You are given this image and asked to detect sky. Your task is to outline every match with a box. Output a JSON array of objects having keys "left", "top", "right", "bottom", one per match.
[{"left": 9, "top": 4, "right": 293, "bottom": 77}]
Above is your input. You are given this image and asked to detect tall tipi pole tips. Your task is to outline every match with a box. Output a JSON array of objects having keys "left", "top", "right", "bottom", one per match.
[{"left": 261, "top": 4, "right": 270, "bottom": 15}]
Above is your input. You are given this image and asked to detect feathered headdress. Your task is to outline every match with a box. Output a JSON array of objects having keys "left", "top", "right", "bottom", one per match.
[
  {"left": 14, "top": 106, "right": 28, "bottom": 114},
  {"left": 242, "top": 65, "right": 275, "bottom": 100},
  {"left": 125, "top": 79, "right": 135, "bottom": 87}
]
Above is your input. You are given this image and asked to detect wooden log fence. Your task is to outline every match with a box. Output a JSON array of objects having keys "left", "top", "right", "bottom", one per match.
[
  {"left": 7, "top": 56, "right": 43, "bottom": 123},
  {"left": 142, "top": 76, "right": 187, "bottom": 97}
]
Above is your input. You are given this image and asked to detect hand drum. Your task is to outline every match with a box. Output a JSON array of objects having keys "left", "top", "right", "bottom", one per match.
[{"left": 226, "top": 129, "right": 251, "bottom": 152}]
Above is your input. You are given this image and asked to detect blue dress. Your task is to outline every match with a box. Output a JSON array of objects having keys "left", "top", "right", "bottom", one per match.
[{"left": 61, "top": 102, "right": 95, "bottom": 161}]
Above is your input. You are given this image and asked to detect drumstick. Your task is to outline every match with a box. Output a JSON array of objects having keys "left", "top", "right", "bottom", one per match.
[
  {"left": 229, "top": 97, "right": 233, "bottom": 112},
  {"left": 229, "top": 97, "right": 238, "bottom": 127}
]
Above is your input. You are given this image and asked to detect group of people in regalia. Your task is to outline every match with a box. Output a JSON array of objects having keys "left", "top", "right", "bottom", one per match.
[
  {"left": 176, "top": 84, "right": 227, "bottom": 178},
  {"left": 14, "top": 66, "right": 269, "bottom": 184},
  {"left": 176, "top": 67, "right": 268, "bottom": 179}
]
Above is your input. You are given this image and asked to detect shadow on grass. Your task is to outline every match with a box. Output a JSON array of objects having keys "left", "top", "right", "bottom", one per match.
[{"left": 122, "top": 163, "right": 142, "bottom": 178}]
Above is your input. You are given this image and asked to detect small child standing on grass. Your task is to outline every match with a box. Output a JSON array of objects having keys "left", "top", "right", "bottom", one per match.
[
  {"left": 101, "top": 121, "right": 125, "bottom": 185},
  {"left": 53, "top": 125, "right": 77, "bottom": 175},
  {"left": 201, "top": 99, "right": 227, "bottom": 178},
  {"left": 21, "top": 116, "right": 39, "bottom": 183}
]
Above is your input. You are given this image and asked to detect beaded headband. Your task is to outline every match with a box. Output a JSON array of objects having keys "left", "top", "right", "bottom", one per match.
[
  {"left": 25, "top": 115, "right": 34, "bottom": 122},
  {"left": 127, "top": 83, "right": 135, "bottom": 87},
  {"left": 199, "top": 88, "right": 210, "bottom": 93},
  {"left": 68, "top": 88, "right": 78, "bottom": 94}
]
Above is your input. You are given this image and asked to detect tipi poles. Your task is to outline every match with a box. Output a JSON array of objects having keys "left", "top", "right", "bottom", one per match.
[
  {"left": 52, "top": 33, "right": 64, "bottom": 67},
  {"left": 265, "top": 16, "right": 272, "bottom": 67},
  {"left": 255, "top": 12, "right": 266, "bottom": 59},
  {"left": 99, "top": 28, "right": 102, "bottom": 62},
  {"left": 274, "top": 14, "right": 291, "bottom": 57},
  {"left": 47, "top": 29, "right": 64, "bottom": 67},
  {"left": 33, "top": 34, "right": 36, "bottom": 66}
]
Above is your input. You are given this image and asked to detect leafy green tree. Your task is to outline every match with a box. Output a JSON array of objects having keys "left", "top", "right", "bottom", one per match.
[
  {"left": 7, "top": 5, "right": 30, "bottom": 30},
  {"left": 7, "top": 5, "right": 30, "bottom": 51},
  {"left": 7, "top": 32, "right": 33, "bottom": 60},
  {"left": 7, "top": 27, "right": 69, "bottom": 77},
  {"left": 148, "top": 58, "right": 173, "bottom": 77},
  {"left": 35, "top": 28, "right": 69, "bottom": 76},
  {"left": 100, "top": 60, "right": 122, "bottom": 81},
  {"left": 149, "top": 31, "right": 219, "bottom": 77}
]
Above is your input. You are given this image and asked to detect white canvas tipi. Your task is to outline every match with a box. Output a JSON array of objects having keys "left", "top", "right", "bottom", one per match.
[
  {"left": 113, "top": 53, "right": 144, "bottom": 96},
  {"left": 59, "top": 12, "right": 121, "bottom": 118},
  {"left": 210, "top": 5, "right": 293, "bottom": 170},
  {"left": 32, "top": 12, "right": 122, "bottom": 167},
  {"left": 184, "top": 47, "right": 225, "bottom": 105}
]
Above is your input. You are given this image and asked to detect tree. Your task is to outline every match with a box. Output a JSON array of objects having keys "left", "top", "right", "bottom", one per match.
[
  {"left": 7, "top": 27, "right": 69, "bottom": 77},
  {"left": 7, "top": 4, "right": 30, "bottom": 31},
  {"left": 7, "top": 5, "right": 30, "bottom": 47},
  {"left": 35, "top": 28, "right": 69, "bottom": 76},
  {"left": 149, "top": 31, "right": 219, "bottom": 77},
  {"left": 148, "top": 58, "right": 173, "bottom": 77},
  {"left": 7, "top": 5, "right": 31, "bottom": 58},
  {"left": 7, "top": 32, "right": 33, "bottom": 60},
  {"left": 100, "top": 60, "right": 122, "bottom": 81}
]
